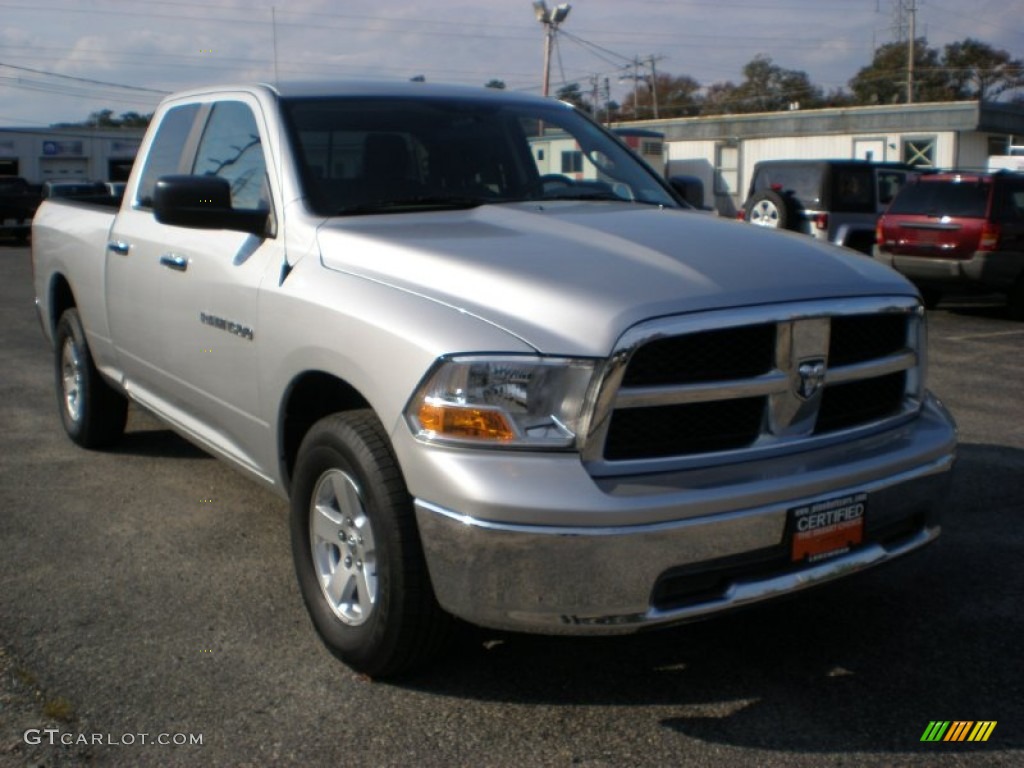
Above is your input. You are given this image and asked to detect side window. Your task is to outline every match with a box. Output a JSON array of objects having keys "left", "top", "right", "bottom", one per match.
[
  {"left": 560, "top": 150, "right": 583, "bottom": 174},
  {"left": 998, "top": 183, "right": 1024, "bottom": 221},
  {"left": 192, "top": 102, "right": 269, "bottom": 211},
  {"left": 135, "top": 104, "right": 200, "bottom": 207},
  {"left": 877, "top": 171, "right": 908, "bottom": 206}
]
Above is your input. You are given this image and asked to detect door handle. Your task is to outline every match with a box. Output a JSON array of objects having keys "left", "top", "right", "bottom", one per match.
[
  {"left": 159, "top": 254, "right": 189, "bottom": 272},
  {"left": 107, "top": 241, "right": 131, "bottom": 256}
]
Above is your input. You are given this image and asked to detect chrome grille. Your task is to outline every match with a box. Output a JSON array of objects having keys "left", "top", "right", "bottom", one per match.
[{"left": 584, "top": 298, "right": 925, "bottom": 475}]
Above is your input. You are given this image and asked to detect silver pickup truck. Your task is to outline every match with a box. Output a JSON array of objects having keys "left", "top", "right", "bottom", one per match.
[{"left": 32, "top": 82, "right": 957, "bottom": 678}]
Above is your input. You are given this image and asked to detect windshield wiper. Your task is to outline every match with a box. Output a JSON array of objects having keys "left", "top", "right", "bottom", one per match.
[{"left": 338, "top": 195, "right": 491, "bottom": 215}]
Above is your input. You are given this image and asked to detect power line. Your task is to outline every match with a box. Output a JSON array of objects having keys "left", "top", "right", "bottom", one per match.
[{"left": 0, "top": 61, "right": 169, "bottom": 94}]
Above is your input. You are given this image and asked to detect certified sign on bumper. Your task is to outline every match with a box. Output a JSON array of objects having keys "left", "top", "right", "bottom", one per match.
[{"left": 790, "top": 492, "right": 867, "bottom": 563}]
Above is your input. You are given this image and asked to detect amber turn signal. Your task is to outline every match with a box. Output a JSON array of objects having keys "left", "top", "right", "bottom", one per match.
[{"left": 417, "top": 402, "right": 516, "bottom": 441}]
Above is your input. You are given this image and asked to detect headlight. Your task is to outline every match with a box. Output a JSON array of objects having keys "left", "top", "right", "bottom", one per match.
[{"left": 406, "top": 356, "right": 598, "bottom": 449}]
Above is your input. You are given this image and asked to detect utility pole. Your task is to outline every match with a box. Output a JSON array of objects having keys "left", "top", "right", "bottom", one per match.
[
  {"left": 647, "top": 55, "right": 664, "bottom": 119},
  {"left": 906, "top": 0, "right": 916, "bottom": 104},
  {"left": 620, "top": 55, "right": 664, "bottom": 119},
  {"left": 892, "top": 0, "right": 917, "bottom": 104},
  {"left": 533, "top": 2, "right": 571, "bottom": 98},
  {"left": 632, "top": 56, "right": 642, "bottom": 117}
]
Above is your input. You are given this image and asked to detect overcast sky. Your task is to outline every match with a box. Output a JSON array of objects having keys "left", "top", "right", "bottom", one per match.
[{"left": 1, "top": 0, "right": 1021, "bottom": 126}]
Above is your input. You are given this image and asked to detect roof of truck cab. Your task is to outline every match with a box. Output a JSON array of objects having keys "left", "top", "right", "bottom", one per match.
[{"left": 160, "top": 80, "right": 568, "bottom": 109}]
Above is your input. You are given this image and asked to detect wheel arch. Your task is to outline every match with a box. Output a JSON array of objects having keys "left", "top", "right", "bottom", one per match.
[
  {"left": 48, "top": 272, "right": 77, "bottom": 338},
  {"left": 278, "top": 370, "right": 374, "bottom": 495}
]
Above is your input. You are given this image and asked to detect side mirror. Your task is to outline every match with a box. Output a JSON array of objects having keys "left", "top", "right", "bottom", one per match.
[{"left": 153, "top": 175, "right": 267, "bottom": 235}]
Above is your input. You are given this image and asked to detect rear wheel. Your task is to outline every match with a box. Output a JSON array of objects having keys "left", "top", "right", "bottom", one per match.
[
  {"left": 289, "top": 410, "right": 452, "bottom": 678},
  {"left": 744, "top": 190, "right": 791, "bottom": 230},
  {"left": 1009, "top": 275, "right": 1024, "bottom": 321},
  {"left": 54, "top": 308, "right": 128, "bottom": 449},
  {"left": 918, "top": 286, "right": 943, "bottom": 311}
]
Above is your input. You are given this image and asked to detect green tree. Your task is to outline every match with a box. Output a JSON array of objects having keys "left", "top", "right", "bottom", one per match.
[
  {"left": 632, "top": 73, "right": 702, "bottom": 118},
  {"left": 700, "top": 81, "right": 740, "bottom": 115},
  {"left": 943, "top": 38, "right": 1024, "bottom": 101},
  {"left": 51, "top": 109, "right": 152, "bottom": 129},
  {"left": 556, "top": 82, "right": 591, "bottom": 113},
  {"left": 116, "top": 111, "right": 151, "bottom": 127},
  {"left": 731, "top": 55, "right": 823, "bottom": 113},
  {"left": 484, "top": 79, "right": 506, "bottom": 90},
  {"left": 86, "top": 108, "right": 117, "bottom": 127},
  {"left": 849, "top": 39, "right": 947, "bottom": 104}
]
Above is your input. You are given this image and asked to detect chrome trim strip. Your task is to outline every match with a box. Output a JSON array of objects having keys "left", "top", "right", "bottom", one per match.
[
  {"left": 615, "top": 370, "right": 788, "bottom": 408},
  {"left": 614, "top": 350, "right": 916, "bottom": 409},
  {"left": 825, "top": 349, "right": 917, "bottom": 385}
]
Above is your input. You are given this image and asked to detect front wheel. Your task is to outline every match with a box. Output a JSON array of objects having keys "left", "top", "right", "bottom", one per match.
[
  {"left": 289, "top": 411, "right": 452, "bottom": 678},
  {"left": 54, "top": 308, "right": 128, "bottom": 449}
]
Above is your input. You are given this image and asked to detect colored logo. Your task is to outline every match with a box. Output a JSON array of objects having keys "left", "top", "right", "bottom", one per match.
[{"left": 920, "top": 721, "right": 997, "bottom": 742}]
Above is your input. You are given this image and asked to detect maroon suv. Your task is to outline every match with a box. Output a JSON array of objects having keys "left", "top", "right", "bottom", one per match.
[{"left": 874, "top": 171, "right": 1024, "bottom": 318}]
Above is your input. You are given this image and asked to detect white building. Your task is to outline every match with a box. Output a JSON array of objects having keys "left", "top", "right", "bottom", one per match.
[
  {"left": 0, "top": 126, "right": 145, "bottom": 184},
  {"left": 634, "top": 100, "right": 1024, "bottom": 215}
]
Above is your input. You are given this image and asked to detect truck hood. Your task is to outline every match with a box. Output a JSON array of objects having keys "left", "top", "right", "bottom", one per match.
[{"left": 316, "top": 202, "right": 914, "bottom": 356}]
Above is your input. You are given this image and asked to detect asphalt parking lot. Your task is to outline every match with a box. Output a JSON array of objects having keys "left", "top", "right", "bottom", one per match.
[{"left": 1, "top": 241, "right": 1022, "bottom": 767}]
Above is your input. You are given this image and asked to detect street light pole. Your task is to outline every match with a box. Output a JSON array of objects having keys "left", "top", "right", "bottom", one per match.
[{"left": 533, "top": 2, "right": 571, "bottom": 98}]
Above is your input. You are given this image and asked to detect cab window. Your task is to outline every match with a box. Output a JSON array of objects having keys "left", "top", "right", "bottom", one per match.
[
  {"left": 192, "top": 101, "right": 270, "bottom": 211},
  {"left": 135, "top": 104, "right": 201, "bottom": 207}
]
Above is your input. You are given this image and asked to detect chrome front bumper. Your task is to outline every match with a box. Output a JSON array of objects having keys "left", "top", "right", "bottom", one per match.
[{"left": 411, "top": 396, "right": 956, "bottom": 634}]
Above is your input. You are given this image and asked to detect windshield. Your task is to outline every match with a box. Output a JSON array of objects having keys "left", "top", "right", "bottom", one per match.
[{"left": 281, "top": 95, "right": 679, "bottom": 215}]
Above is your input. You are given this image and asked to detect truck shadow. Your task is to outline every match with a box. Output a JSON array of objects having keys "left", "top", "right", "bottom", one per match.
[
  {"left": 406, "top": 442, "right": 1023, "bottom": 753},
  {"left": 112, "top": 428, "right": 212, "bottom": 459},
  {"left": 112, "top": 407, "right": 213, "bottom": 460}
]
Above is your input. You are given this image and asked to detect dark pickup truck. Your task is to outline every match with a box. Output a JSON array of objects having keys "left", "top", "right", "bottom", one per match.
[{"left": 0, "top": 177, "right": 42, "bottom": 241}]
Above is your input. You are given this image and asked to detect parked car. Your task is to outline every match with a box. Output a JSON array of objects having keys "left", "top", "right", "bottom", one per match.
[
  {"left": 741, "top": 159, "right": 919, "bottom": 254},
  {"left": 41, "top": 180, "right": 110, "bottom": 200},
  {"left": 0, "top": 176, "right": 42, "bottom": 241},
  {"left": 875, "top": 170, "right": 1024, "bottom": 317}
]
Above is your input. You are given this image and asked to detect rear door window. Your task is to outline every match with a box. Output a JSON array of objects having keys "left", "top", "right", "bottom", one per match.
[{"left": 754, "top": 165, "right": 823, "bottom": 207}]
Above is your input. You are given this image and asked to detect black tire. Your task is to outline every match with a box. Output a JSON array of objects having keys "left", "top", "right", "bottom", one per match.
[
  {"left": 919, "top": 286, "right": 943, "bottom": 311},
  {"left": 54, "top": 308, "right": 128, "bottom": 449},
  {"left": 745, "top": 189, "right": 792, "bottom": 230},
  {"left": 1008, "top": 275, "right": 1024, "bottom": 321},
  {"left": 289, "top": 410, "right": 452, "bottom": 678}
]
